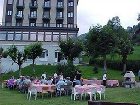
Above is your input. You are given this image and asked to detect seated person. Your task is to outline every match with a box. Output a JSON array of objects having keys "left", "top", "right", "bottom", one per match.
[
  {"left": 46, "top": 76, "right": 53, "bottom": 85},
  {"left": 56, "top": 78, "right": 66, "bottom": 91},
  {"left": 65, "top": 77, "right": 72, "bottom": 86},
  {"left": 40, "top": 76, "right": 46, "bottom": 84}
]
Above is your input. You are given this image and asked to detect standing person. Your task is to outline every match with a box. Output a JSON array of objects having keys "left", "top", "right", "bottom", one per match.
[
  {"left": 102, "top": 73, "right": 107, "bottom": 86},
  {"left": 138, "top": 70, "right": 140, "bottom": 81},
  {"left": 75, "top": 70, "right": 82, "bottom": 85}
]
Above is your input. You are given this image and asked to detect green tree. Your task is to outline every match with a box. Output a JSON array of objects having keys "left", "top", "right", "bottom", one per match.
[
  {"left": 0, "top": 48, "right": 8, "bottom": 85},
  {"left": 59, "top": 38, "right": 83, "bottom": 64},
  {"left": 8, "top": 45, "right": 27, "bottom": 76},
  {"left": 24, "top": 43, "right": 43, "bottom": 74},
  {"left": 117, "top": 38, "right": 134, "bottom": 74},
  {"left": 86, "top": 24, "right": 117, "bottom": 73}
]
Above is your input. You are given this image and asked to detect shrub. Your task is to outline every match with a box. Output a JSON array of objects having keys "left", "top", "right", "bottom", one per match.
[{"left": 56, "top": 63, "right": 79, "bottom": 80}]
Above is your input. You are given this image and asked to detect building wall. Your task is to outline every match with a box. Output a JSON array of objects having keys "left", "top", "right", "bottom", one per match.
[{"left": 0, "top": 0, "right": 79, "bottom": 73}]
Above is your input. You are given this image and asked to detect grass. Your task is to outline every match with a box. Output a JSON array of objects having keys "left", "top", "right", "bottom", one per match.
[
  {"left": 2, "top": 65, "right": 139, "bottom": 81},
  {"left": 0, "top": 87, "right": 140, "bottom": 105},
  {"left": 82, "top": 46, "right": 140, "bottom": 62}
]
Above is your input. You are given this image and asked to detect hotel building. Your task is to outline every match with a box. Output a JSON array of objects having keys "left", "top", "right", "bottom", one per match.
[{"left": 0, "top": 0, "right": 79, "bottom": 72}]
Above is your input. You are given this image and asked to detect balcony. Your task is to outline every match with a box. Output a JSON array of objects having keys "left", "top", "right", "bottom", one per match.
[
  {"left": 56, "top": 16, "right": 64, "bottom": 20},
  {"left": 15, "top": 14, "right": 24, "bottom": 20},
  {"left": 29, "top": 3, "right": 38, "bottom": 9},
  {"left": 42, "top": 15, "right": 50, "bottom": 20},
  {"left": 16, "top": 3, "right": 25, "bottom": 9},
  {"left": 28, "top": 15, "right": 37, "bottom": 20}
]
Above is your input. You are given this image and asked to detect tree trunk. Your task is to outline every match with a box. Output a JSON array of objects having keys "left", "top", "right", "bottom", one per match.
[
  {"left": 32, "top": 59, "right": 35, "bottom": 75},
  {"left": 18, "top": 65, "right": 21, "bottom": 76},
  {"left": 0, "top": 57, "right": 2, "bottom": 87},
  {"left": 122, "top": 55, "right": 127, "bottom": 74},
  {"left": 103, "top": 55, "right": 107, "bottom": 74}
]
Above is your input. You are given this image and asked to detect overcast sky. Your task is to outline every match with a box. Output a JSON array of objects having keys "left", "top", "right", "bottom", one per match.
[{"left": 0, "top": 0, "right": 140, "bottom": 35}]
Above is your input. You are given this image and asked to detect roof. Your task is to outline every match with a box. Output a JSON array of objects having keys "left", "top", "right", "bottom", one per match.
[{"left": 124, "top": 71, "right": 135, "bottom": 77}]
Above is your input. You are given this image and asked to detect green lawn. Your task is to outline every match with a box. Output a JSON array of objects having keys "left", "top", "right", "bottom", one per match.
[
  {"left": 82, "top": 46, "right": 140, "bottom": 62},
  {"left": 0, "top": 87, "right": 140, "bottom": 105},
  {"left": 2, "top": 65, "right": 139, "bottom": 81}
]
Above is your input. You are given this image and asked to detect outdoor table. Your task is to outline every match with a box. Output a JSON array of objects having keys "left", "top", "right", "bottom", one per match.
[
  {"left": 33, "top": 84, "right": 56, "bottom": 92},
  {"left": 107, "top": 80, "right": 119, "bottom": 87}
]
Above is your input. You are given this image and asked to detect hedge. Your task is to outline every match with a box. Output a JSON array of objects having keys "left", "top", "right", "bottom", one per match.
[{"left": 89, "top": 59, "right": 140, "bottom": 73}]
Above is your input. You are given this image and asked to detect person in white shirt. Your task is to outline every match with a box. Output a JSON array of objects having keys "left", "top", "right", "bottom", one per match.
[
  {"left": 102, "top": 73, "right": 107, "bottom": 86},
  {"left": 42, "top": 72, "right": 47, "bottom": 79}
]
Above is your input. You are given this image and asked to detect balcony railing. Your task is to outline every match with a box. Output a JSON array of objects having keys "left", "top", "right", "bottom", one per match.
[
  {"left": 42, "top": 15, "right": 50, "bottom": 20},
  {"left": 56, "top": 16, "right": 64, "bottom": 20},
  {"left": 15, "top": 14, "right": 24, "bottom": 19},
  {"left": 0, "top": 22, "right": 78, "bottom": 29},
  {"left": 57, "top": 5, "right": 64, "bottom": 9},
  {"left": 28, "top": 14, "right": 37, "bottom": 19},
  {"left": 43, "top": 4, "right": 51, "bottom": 9},
  {"left": 29, "top": 3, "right": 38, "bottom": 9}
]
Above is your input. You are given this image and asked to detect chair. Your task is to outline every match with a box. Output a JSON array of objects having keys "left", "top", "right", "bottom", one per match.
[
  {"left": 96, "top": 86, "right": 105, "bottom": 100},
  {"left": 42, "top": 86, "right": 49, "bottom": 98},
  {"left": 86, "top": 87, "right": 97, "bottom": 101},
  {"left": 57, "top": 85, "right": 66, "bottom": 96},
  {"left": 27, "top": 86, "right": 37, "bottom": 100},
  {"left": 49, "top": 85, "right": 56, "bottom": 97},
  {"left": 64, "top": 85, "right": 72, "bottom": 95},
  {"left": 71, "top": 87, "right": 82, "bottom": 100}
]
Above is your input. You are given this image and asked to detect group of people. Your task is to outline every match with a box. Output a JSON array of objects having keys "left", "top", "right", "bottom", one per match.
[{"left": 5, "top": 70, "right": 82, "bottom": 94}]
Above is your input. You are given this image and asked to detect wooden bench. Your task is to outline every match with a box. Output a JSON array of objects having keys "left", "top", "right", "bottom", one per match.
[{"left": 88, "top": 101, "right": 138, "bottom": 105}]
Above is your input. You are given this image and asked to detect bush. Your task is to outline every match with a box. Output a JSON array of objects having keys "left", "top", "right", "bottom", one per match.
[
  {"left": 89, "top": 58, "right": 140, "bottom": 73},
  {"left": 56, "top": 63, "right": 79, "bottom": 80}
]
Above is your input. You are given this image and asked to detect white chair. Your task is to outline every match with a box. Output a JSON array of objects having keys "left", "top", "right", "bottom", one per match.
[
  {"left": 27, "top": 86, "right": 37, "bottom": 100},
  {"left": 96, "top": 86, "right": 105, "bottom": 100},
  {"left": 86, "top": 87, "right": 97, "bottom": 101},
  {"left": 71, "top": 87, "right": 82, "bottom": 100}
]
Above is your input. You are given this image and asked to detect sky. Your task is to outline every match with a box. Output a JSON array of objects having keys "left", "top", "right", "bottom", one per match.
[{"left": 0, "top": 0, "right": 140, "bottom": 35}]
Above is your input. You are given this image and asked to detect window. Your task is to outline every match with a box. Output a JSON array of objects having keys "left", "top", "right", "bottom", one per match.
[
  {"left": 43, "top": 11, "right": 50, "bottom": 18},
  {"left": 7, "top": 11, "right": 12, "bottom": 16},
  {"left": 56, "top": 11, "right": 63, "bottom": 18},
  {"left": 30, "top": 32, "right": 36, "bottom": 41},
  {"left": 16, "top": 21, "right": 22, "bottom": 26},
  {"left": 15, "top": 32, "right": 22, "bottom": 41},
  {"left": 68, "top": 12, "right": 73, "bottom": 17},
  {"left": 17, "top": 11, "right": 23, "bottom": 17},
  {"left": 7, "top": 0, "right": 13, "bottom": 4},
  {"left": 43, "top": 21, "right": 50, "bottom": 27},
  {"left": 45, "top": 32, "right": 52, "bottom": 41},
  {"left": 68, "top": 33, "right": 76, "bottom": 39},
  {"left": 22, "top": 32, "right": 29, "bottom": 41},
  {"left": 7, "top": 32, "right": 14, "bottom": 40},
  {"left": 40, "top": 52, "right": 45, "bottom": 58},
  {"left": 68, "top": 1, "right": 73, "bottom": 6},
  {"left": 53, "top": 32, "right": 59, "bottom": 41},
  {"left": 56, "top": 21, "right": 63, "bottom": 27},
  {"left": 60, "top": 32, "right": 67, "bottom": 41},
  {"left": 57, "top": 1, "right": 63, "bottom": 7},
  {"left": 30, "top": 22, "right": 36, "bottom": 26},
  {"left": 0, "top": 32, "right": 7, "bottom": 40},
  {"left": 17, "top": 0, "right": 24, "bottom": 6},
  {"left": 38, "top": 32, "right": 44, "bottom": 41},
  {"left": 44, "top": 0, "right": 50, "bottom": 7},
  {"left": 30, "top": 11, "right": 37, "bottom": 17},
  {"left": 68, "top": 24, "right": 73, "bottom": 28}
]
